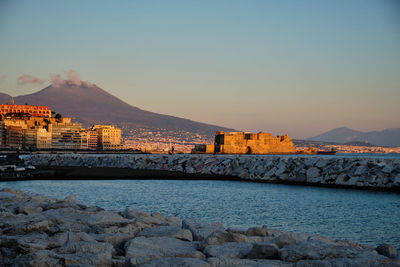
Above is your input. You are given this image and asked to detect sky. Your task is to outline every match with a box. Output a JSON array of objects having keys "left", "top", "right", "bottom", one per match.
[{"left": 0, "top": 0, "right": 399, "bottom": 138}]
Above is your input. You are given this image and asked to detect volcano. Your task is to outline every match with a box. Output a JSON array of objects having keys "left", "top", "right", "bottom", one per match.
[{"left": 9, "top": 82, "right": 235, "bottom": 135}]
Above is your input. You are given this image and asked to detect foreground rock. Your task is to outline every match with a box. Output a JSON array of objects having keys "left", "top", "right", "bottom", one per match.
[
  {"left": 0, "top": 188, "right": 399, "bottom": 266},
  {"left": 25, "top": 154, "right": 400, "bottom": 191}
]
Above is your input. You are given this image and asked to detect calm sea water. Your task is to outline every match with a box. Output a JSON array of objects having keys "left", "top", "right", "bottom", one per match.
[{"left": 2, "top": 179, "right": 399, "bottom": 248}]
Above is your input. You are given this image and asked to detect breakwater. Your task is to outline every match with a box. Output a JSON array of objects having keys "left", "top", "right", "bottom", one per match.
[
  {"left": 24, "top": 154, "right": 400, "bottom": 191},
  {"left": 1, "top": 188, "right": 399, "bottom": 266}
]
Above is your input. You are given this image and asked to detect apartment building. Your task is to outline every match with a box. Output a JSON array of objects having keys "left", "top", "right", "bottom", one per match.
[
  {"left": 24, "top": 128, "right": 52, "bottom": 149},
  {"left": 91, "top": 125, "right": 122, "bottom": 150},
  {"left": 0, "top": 104, "right": 122, "bottom": 150},
  {"left": 49, "top": 120, "right": 88, "bottom": 149},
  {"left": 0, "top": 104, "right": 51, "bottom": 118},
  {"left": 87, "top": 130, "right": 98, "bottom": 149}
]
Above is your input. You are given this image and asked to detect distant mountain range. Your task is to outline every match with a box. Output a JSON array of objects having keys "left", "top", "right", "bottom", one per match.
[
  {"left": 0, "top": 93, "right": 12, "bottom": 104},
  {"left": 2, "top": 83, "right": 399, "bottom": 146},
  {"left": 1, "top": 82, "right": 235, "bottom": 136},
  {"left": 307, "top": 127, "right": 400, "bottom": 147}
]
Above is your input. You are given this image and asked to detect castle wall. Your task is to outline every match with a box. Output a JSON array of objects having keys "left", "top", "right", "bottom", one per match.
[{"left": 216, "top": 132, "right": 296, "bottom": 154}]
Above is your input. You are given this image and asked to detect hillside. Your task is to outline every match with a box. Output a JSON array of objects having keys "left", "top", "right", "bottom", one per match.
[
  {"left": 0, "top": 93, "right": 12, "bottom": 104},
  {"left": 10, "top": 82, "right": 235, "bottom": 136},
  {"left": 307, "top": 127, "right": 400, "bottom": 147}
]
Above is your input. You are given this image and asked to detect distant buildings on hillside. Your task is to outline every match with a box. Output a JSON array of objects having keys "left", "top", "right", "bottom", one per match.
[{"left": 0, "top": 104, "right": 122, "bottom": 150}]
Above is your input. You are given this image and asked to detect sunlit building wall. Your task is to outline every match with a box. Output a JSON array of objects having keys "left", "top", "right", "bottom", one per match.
[
  {"left": 80, "top": 130, "right": 88, "bottom": 149},
  {"left": 91, "top": 125, "right": 122, "bottom": 150},
  {"left": 24, "top": 128, "right": 52, "bottom": 149},
  {"left": 87, "top": 130, "right": 98, "bottom": 149},
  {"left": 1, "top": 125, "right": 24, "bottom": 149},
  {"left": 49, "top": 122, "right": 87, "bottom": 149},
  {"left": 0, "top": 104, "right": 51, "bottom": 118}
]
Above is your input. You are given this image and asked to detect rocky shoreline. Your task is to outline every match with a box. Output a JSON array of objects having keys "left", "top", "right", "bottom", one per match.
[
  {"left": 1, "top": 188, "right": 399, "bottom": 266},
  {"left": 24, "top": 154, "right": 400, "bottom": 192}
]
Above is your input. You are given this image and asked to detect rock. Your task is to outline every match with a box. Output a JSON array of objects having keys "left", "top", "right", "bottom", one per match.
[
  {"left": 271, "top": 232, "right": 308, "bottom": 248},
  {"left": 123, "top": 207, "right": 167, "bottom": 225},
  {"left": 264, "top": 167, "right": 277, "bottom": 178},
  {"left": 1, "top": 188, "right": 23, "bottom": 195},
  {"left": 63, "top": 194, "right": 77, "bottom": 203},
  {"left": 182, "top": 219, "right": 224, "bottom": 241},
  {"left": 79, "top": 210, "right": 131, "bottom": 227},
  {"left": 48, "top": 231, "right": 95, "bottom": 249},
  {"left": 295, "top": 251, "right": 397, "bottom": 267},
  {"left": 166, "top": 216, "right": 183, "bottom": 227},
  {"left": 247, "top": 242, "right": 280, "bottom": 259},
  {"left": 354, "top": 165, "right": 368, "bottom": 176},
  {"left": 1, "top": 247, "right": 17, "bottom": 259},
  {"left": 306, "top": 167, "right": 320, "bottom": 182},
  {"left": 292, "top": 174, "right": 307, "bottom": 183},
  {"left": 279, "top": 240, "right": 366, "bottom": 262},
  {"left": 2, "top": 183, "right": 400, "bottom": 267},
  {"left": 275, "top": 161, "right": 287, "bottom": 177},
  {"left": 305, "top": 157, "right": 319, "bottom": 167},
  {"left": 18, "top": 204, "right": 43, "bottom": 215},
  {"left": 125, "top": 236, "right": 204, "bottom": 265},
  {"left": 376, "top": 243, "right": 398, "bottom": 258},
  {"left": 204, "top": 242, "right": 253, "bottom": 258},
  {"left": 345, "top": 176, "right": 359, "bottom": 186},
  {"left": 4, "top": 218, "right": 54, "bottom": 234},
  {"left": 201, "top": 232, "right": 251, "bottom": 249},
  {"left": 138, "top": 225, "right": 193, "bottom": 241},
  {"left": 12, "top": 250, "right": 64, "bottom": 267},
  {"left": 0, "top": 191, "right": 19, "bottom": 200},
  {"left": 112, "top": 256, "right": 127, "bottom": 267},
  {"left": 207, "top": 257, "right": 292, "bottom": 267},
  {"left": 55, "top": 240, "right": 113, "bottom": 266},
  {"left": 316, "top": 159, "right": 329, "bottom": 168},
  {"left": 92, "top": 232, "right": 134, "bottom": 248},
  {"left": 43, "top": 200, "right": 83, "bottom": 211},
  {"left": 393, "top": 174, "right": 400, "bottom": 186},
  {"left": 227, "top": 227, "right": 247, "bottom": 235},
  {"left": 90, "top": 221, "right": 139, "bottom": 236},
  {"left": 246, "top": 226, "right": 268, "bottom": 237},
  {"left": 382, "top": 165, "right": 394, "bottom": 174},
  {"left": 1, "top": 233, "right": 49, "bottom": 254},
  {"left": 142, "top": 257, "right": 211, "bottom": 267}
]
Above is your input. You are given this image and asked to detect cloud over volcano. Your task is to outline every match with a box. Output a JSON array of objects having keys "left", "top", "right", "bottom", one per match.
[
  {"left": 50, "top": 70, "right": 92, "bottom": 87},
  {"left": 17, "top": 74, "right": 44, "bottom": 85}
]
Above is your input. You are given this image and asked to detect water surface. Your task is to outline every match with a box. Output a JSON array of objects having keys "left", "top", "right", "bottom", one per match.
[{"left": 2, "top": 179, "right": 399, "bottom": 248}]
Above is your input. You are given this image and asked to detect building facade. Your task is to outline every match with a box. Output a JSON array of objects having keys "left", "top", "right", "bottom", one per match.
[
  {"left": 49, "top": 121, "right": 88, "bottom": 149},
  {"left": 0, "top": 104, "right": 51, "bottom": 119},
  {"left": 24, "top": 128, "right": 52, "bottom": 149},
  {"left": 91, "top": 125, "right": 122, "bottom": 150},
  {"left": 1, "top": 125, "right": 24, "bottom": 149},
  {"left": 0, "top": 104, "right": 122, "bottom": 150},
  {"left": 87, "top": 130, "right": 98, "bottom": 149},
  {"left": 213, "top": 131, "right": 296, "bottom": 154}
]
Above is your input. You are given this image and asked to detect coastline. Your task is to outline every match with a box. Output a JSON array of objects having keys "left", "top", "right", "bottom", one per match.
[
  {"left": 2, "top": 165, "right": 400, "bottom": 194},
  {"left": 0, "top": 188, "right": 398, "bottom": 266},
  {"left": 12, "top": 154, "right": 400, "bottom": 193}
]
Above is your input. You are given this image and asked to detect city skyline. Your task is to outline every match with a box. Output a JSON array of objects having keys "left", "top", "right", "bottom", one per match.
[{"left": 1, "top": 0, "right": 399, "bottom": 139}]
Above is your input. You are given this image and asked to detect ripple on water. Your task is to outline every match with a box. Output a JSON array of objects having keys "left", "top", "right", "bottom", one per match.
[{"left": 2, "top": 179, "right": 400, "bottom": 248}]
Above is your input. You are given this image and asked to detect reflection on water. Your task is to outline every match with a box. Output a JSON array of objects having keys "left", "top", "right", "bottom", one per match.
[{"left": 2, "top": 179, "right": 399, "bottom": 247}]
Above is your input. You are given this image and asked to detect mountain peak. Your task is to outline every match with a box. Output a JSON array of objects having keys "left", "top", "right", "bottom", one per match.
[
  {"left": 13, "top": 82, "right": 235, "bottom": 135},
  {"left": 335, "top": 126, "right": 353, "bottom": 131},
  {"left": 0, "top": 93, "right": 12, "bottom": 104},
  {"left": 307, "top": 127, "right": 400, "bottom": 147}
]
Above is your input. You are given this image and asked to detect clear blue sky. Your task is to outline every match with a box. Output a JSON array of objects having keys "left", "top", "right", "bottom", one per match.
[{"left": 0, "top": 0, "right": 399, "bottom": 138}]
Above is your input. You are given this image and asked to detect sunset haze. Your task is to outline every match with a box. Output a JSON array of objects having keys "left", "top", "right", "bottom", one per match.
[{"left": 0, "top": 0, "right": 399, "bottom": 138}]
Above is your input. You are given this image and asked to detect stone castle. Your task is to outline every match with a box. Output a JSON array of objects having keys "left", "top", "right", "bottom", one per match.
[{"left": 193, "top": 131, "right": 297, "bottom": 154}]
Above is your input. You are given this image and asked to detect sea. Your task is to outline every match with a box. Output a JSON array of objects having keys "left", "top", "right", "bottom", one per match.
[{"left": 2, "top": 153, "right": 400, "bottom": 248}]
